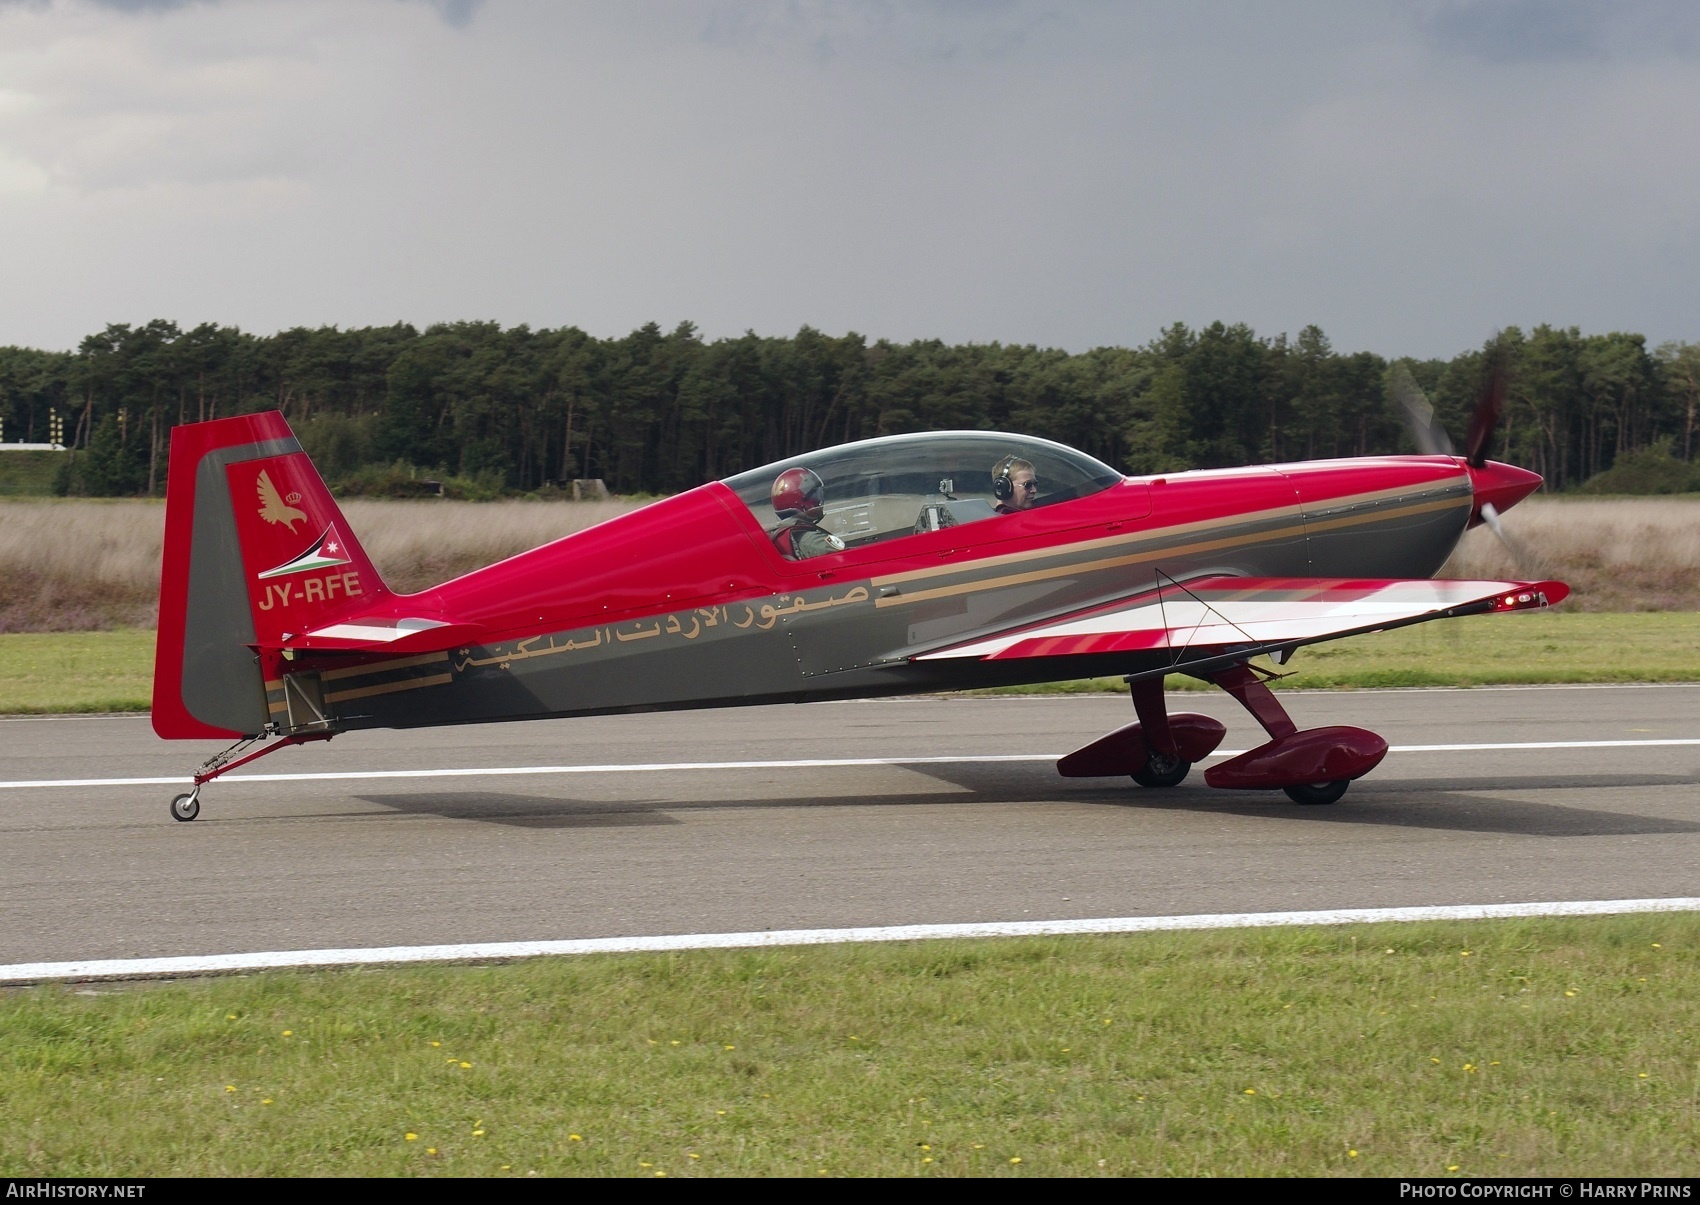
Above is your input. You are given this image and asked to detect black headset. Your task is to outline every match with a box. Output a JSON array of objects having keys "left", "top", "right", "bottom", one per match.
[{"left": 992, "top": 454, "right": 1019, "bottom": 502}]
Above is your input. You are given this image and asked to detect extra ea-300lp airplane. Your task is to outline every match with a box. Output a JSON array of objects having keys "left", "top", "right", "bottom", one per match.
[{"left": 152, "top": 386, "right": 1563, "bottom": 822}]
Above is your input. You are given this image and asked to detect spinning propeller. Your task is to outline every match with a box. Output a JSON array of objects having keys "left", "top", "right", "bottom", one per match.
[{"left": 1392, "top": 341, "right": 1542, "bottom": 574}]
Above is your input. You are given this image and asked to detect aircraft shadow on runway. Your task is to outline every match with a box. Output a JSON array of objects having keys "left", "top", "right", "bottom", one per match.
[
  {"left": 348, "top": 763, "right": 1700, "bottom": 840},
  {"left": 355, "top": 792, "right": 683, "bottom": 829},
  {"left": 912, "top": 763, "right": 1700, "bottom": 839}
]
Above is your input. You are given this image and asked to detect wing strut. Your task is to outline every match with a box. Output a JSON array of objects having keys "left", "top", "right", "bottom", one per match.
[{"left": 1151, "top": 569, "right": 1260, "bottom": 669}]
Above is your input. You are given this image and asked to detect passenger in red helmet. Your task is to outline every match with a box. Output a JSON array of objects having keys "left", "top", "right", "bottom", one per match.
[{"left": 770, "top": 466, "right": 845, "bottom": 559}]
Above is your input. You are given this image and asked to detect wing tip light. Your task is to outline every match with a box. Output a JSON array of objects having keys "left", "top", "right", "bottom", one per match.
[{"left": 1488, "top": 580, "right": 1568, "bottom": 612}]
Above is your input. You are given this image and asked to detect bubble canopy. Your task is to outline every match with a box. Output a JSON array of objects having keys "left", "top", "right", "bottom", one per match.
[{"left": 722, "top": 431, "right": 1123, "bottom": 551}]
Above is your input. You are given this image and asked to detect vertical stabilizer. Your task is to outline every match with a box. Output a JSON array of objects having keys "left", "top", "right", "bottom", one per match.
[{"left": 153, "top": 412, "right": 391, "bottom": 739}]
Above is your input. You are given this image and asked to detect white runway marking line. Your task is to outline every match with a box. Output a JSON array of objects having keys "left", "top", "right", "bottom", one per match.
[
  {"left": 6, "top": 897, "right": 1700, "bottom": 985},
  {"left": 3, "top": 738, "right": 1700, "bottom": 791},
  {"left": 0, "top": 681, "right": 1692, "bottom": 727}
]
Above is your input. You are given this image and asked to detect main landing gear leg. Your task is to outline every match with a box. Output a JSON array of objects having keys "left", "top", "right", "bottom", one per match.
[
  {"left": 1205, "top": 663, "right": 1375, "bottom": 805},
  {"left": 170, "top": 731, "right": 336, "bottom": 822},
  {"left": 1207, "top": 662, "right": 1297, "bottom": 740},
  {"left": 1127, "top": 676, "right": 1190, "bottom": 788}
]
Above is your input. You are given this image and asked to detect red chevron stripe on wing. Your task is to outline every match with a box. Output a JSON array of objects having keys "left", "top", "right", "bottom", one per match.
[{"left": 914, "top": 576, "right": 1569, "bottom": 662}]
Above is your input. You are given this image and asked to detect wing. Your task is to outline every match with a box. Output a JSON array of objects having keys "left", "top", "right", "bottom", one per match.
[{"left": 914, "top": 575, "right": 1569, "bottom": 673}]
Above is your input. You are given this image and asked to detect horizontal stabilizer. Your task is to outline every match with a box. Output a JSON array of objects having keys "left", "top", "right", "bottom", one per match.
[
  {"left": 280, "top": 617, "right": 484, "bottom": 654},
  {"left": 915, "top": 576, "right": 1569, "bottom": 663}
]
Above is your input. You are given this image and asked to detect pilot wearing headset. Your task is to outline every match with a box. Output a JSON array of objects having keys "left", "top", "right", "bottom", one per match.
[{"left": 992, "top": 455, "right": 1039, "bottom": 515}]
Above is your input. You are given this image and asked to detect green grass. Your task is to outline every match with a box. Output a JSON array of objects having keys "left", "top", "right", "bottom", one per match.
[
  {"left": 4, "top": 612, "right": 1700, "bottom": 713},
  {"left": 1263, "top": 610, "right": 1700, "bottom": 687},
  {"left": 0, "top": 450, "right": 66, "bottom": 496},
  {"left": 0, "top": 629, "right": 156, "bottom": 713},
  {"left": 982, "top": 611, "right": 1700, "bottom": 694},
  {"left": 3, "top": 915, "right": 1696, "bottom": 1176}
]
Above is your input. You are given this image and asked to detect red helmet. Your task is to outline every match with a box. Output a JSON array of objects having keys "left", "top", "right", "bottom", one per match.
[{"left": 771, "top": 466, "right": 825, "bottom": 521}]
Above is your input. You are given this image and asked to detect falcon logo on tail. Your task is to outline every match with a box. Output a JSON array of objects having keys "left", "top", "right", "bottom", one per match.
[{"left": 256, "top": 469, "right": 307, "bottom": 532}]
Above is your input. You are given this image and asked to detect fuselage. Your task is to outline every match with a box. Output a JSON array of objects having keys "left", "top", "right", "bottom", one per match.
[{"left": 291, "top": 449, "right": 1535, "bottom": 733}]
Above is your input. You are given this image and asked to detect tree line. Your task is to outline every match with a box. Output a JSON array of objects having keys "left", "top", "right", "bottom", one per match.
[{"left": 1, "top": 317, "right": 1696, "bottom": 498}]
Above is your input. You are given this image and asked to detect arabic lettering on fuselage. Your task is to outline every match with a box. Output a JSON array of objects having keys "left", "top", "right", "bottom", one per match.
[{"left": 448, "top": 585, "right": 872, "bottom": 672}]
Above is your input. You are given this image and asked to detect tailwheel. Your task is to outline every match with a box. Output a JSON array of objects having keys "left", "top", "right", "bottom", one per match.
[
  {"left": 1283, "top": 780, "right": 1349, "bottom": 806},
  {"left": 165, "top": 729, "right": 338, "bottom": 824},
  {"left": 1131, "top": 750, "right": 1190, "bottom": 788}
]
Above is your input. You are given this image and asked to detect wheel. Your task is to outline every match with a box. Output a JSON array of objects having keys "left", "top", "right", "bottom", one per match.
[
  {"left": 1283, "top": 780, "right": 1349, "bottom": 805},
  {"left": 170, "top": 792, "right": 201, "bottom": 822},
  {"left": 1131, "top": 750, "right": 1190, "bottom": 788}
]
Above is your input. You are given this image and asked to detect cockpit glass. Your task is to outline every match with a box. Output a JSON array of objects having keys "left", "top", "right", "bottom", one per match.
[{"left": 722, "top": 432, "right": 1122, "bottom": 552}]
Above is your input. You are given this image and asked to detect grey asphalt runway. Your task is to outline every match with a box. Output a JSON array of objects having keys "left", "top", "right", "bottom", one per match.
[{"left": 4, "top": 685, "right": 1699, "bottom": 966}]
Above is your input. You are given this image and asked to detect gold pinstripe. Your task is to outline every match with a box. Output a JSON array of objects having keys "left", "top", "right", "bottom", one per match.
[
  {"left": 874, "top": 494, "right": 1469, "bottom": 609},
  {"left": 871, "top": 504, "right": 1298, "bottom": 590},
  {"left": 324, "top": 673, "right": 454, "bottom": 704},
  {"left": 1303, "top": 496, "right": 1466, "bottom": 536},
  {"left": 321, "top": 650, "right": 451, "bottom": 682},
  {"left": 264, "top": 653, "right": 452, "bottom": 710}
]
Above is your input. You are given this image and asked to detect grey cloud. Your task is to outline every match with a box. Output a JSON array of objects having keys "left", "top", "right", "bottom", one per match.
[
  {"left": 419, "top": 0, "right": 480, "bottom": 28},
  {"left": 0, "top": 1, "right": 1696, "bottom": 359},
  {"left": 1416, "top": 0, "right": 1700, "bottom": 62},
  {"left": 86, "top": 0, "right": 210, "bottom": 10},
  {"left": 696, "top": 0, "right": 1074, "bottom": 64},
  {"left": 81, "top": 0, "right": 481, "bottom": 25}
]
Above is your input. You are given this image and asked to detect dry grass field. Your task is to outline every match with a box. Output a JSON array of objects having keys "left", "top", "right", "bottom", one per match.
[
  {"left": 0, "top": 498, "right": 640, "bottom": 632},
  {"left": 0, "top": 495, "right": 1693, "bottom": 633},
  {"left": 1439, "top": 497, "right": 1700, "bottom": 612}
]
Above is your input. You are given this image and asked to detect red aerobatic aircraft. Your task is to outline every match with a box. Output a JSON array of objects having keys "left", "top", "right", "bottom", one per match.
[{"left": 152, "top": 387, "right": 1563, "bottom": 821}]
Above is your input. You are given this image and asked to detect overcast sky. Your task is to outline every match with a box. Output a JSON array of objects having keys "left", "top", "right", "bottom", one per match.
[{"left": 1, "top": 0, "right": 1696, "bottom": 359}]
